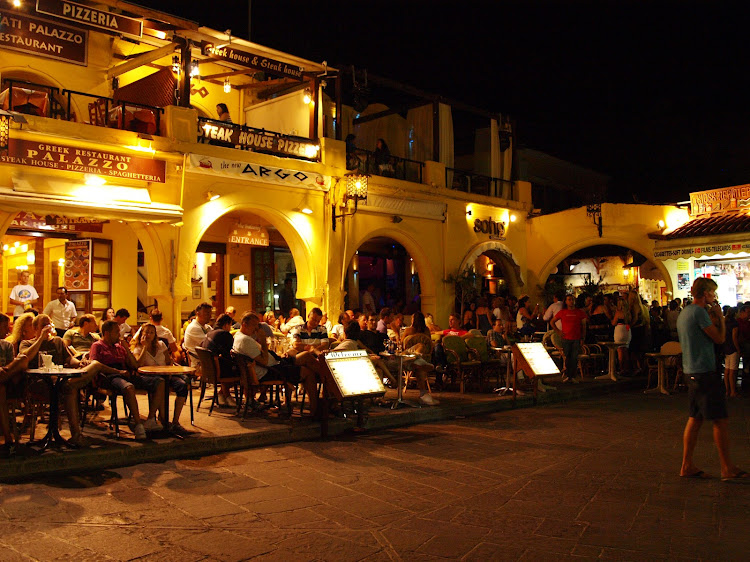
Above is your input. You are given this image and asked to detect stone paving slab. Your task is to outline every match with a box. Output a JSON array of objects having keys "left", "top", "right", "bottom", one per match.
[
  {"left": 1, "top": 376, "right": 644, "bottom": 481},
  {"left": 0, "top": 390, "right": 748, "bottom": 560}
]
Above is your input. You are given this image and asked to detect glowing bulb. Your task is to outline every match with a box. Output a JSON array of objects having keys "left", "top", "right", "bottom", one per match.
[
  {"left": 301, "top": 207, "right": 313, "bottom": 215},
  {"left": 14, "top": 241, "right": 19, "bottom": 247},
  {"left": 657, "top": 219, "right": 665, "bottom": 229},
  {"left": 223, "top": 78, "right": 231, "bottom": 93},
  {"left": 510, "top": 214, "right": 517, "bottom": 222},
  {"left": 303, "top": 89, "right": 312, "bottom": 105},
  {"left": 2, "top": 245, "right": 8, "bottom": 251},
  {"left": 12, "top": 0, "right": 21, "bottom": 7},
  {"left": 84, "top": 174, "right": 106, "bottom": 186},
  {"left": 190, "top": 61, "right": 200, "bottom": 77}
]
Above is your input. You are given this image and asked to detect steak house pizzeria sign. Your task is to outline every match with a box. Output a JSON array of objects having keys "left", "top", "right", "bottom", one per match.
[{"left": 1, "top": 139, "right": 166, "bottom": 182}]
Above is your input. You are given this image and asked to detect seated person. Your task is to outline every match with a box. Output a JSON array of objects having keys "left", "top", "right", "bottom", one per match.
[
  {"left": 424, "top": 313, "right": 442, "bottom": 333},
  {"left": 232, "top": 312, "right": 299, "bottom": 414},
  {"left": 200, "top": 313, "right": 237, "bottom": 407},
  {"left": 132, "top": 324, "right": 190, "bottom": 434},
  {"left": 132, "top": 308, "right": 181, "bottom": 362},
  {"left": 63, "top": 314, "right": 100, "bottom": 357},
  {"left": 288, "top": 308, "right": 332, "bottom": 417},
  {"left": 330, "top": 312, "right": 349, "bottom": 342},
  {"left": 183, "top": 303, "right": 212, "bottom": 366},
  {"left": 20, "top": 314, "right": 124, "bottom": 447},
  {"left": 387, "top": 313, "right": 405, "bottom": 345},
  {"left": 0, "top": 313, "right": 34, "bottom": 452},
  {"left": 114, "top": 308, "right": 133, "bottom": 341},
  {"left": 441, "top": 313, "right": 471, "bottom": 339},
  {"left": 360, "top": 314, "right": 388, "bottom": 353},
  {"left": 89, "top": 320, "right": 165, "bottom": 440},
  {"left": 279, "top": 308, "right": 304, "bottom": 335},
  {"left": 487, "top": 318, "right": 508, "bottom": 348}
]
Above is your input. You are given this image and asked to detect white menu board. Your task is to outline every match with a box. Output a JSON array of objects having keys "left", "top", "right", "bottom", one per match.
[
  {"left": 324, "top": 350, "right": 385, "bottom": 398},
  {"left": 515, "top": 343, "right": 561, "bottom": 376}
]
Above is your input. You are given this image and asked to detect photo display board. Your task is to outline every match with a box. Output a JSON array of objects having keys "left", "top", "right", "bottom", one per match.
[
  {"left": 324, "top": 350, "right": 385, "bottom": 399},
  {"left": 64, "top": 239, "right": 91, "bottom": 291},
  {"left": 514, "top": 342, "right": 561, "bottom": 377}
]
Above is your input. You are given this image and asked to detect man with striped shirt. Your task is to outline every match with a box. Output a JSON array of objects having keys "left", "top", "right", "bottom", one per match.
[{"left": 290, "top": 308, "right": 331, "bottom": 418}]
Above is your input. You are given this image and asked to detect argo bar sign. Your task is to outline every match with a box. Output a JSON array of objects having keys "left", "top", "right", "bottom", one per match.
[{"left": 473, "top": 216, "right": 506, "bottom": 240}]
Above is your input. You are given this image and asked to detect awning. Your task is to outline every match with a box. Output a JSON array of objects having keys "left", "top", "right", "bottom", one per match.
[
  {"left": 114, "top": 67, "right": 176, "bottom": 108},
  {"left": 653, "top": 239, "right": 750, "bottom": 260},
  {"left": 653, "top": 211, "right": 750, "bottom": 260}
]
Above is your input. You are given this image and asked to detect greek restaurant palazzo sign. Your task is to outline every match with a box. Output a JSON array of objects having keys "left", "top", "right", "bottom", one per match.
[
  {"left": 188, "top": 153, "right": 327, "bottom": 190},
  {"left": 0, "top": 8, "right": 87, "bottom": 65},
  {"left": 0, "top": 139, "right": 166, "bottom": 182},
  {"left": 36, "top": 0, "right": 143, "bottom": 38},
  {"left": 201, "top": 42, "right": 303, "bottom": 81}
]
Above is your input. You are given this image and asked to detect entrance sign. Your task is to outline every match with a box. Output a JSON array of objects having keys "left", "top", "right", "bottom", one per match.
[
  {"left": 1, "top": 139, "right": 166, "bottom": 182},
  {"left": 36, "top": 0, "right": 143, "bottom": 38},
  {"left": 228, "top": 223, "right": 269, "bottom": 246},
  {"left": 201, "top": 42, "right": 304, "bottom": 81},
  {"left": 0, "top": 8, "right": 88, "bottom": 65},
  {"left": 188, "top": 153, "right": 327, "bottom": 190},
  {"left": 64, "top": 239, "right": 91, "bottom": 291},
  {"left": 324, "top": 350, "right": 385, "bottom": 400},
  {"left": 514, "top": 343, "right": 560, "bottom": 376}
]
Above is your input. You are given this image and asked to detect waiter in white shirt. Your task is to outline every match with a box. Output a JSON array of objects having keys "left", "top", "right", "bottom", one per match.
[
  {"left": 9, "top": 270, "right": 38, "bottom": 319},
  {"left": 43, "top": 287, "right": 78, "bottom": 337}
]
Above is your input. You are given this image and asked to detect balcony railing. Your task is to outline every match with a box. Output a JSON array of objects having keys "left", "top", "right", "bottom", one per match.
[
  {"left": 446, "top": 168, "right": 516, "bottom": 200},
  {"left": 347, "top": 149, "right": 424, "bottom": 183},
  {"left": 198, "top": 117, "right": 321, "bottom": 162},
  {"left": 62, "top": 89, "right": 163, "bottom": 135}
]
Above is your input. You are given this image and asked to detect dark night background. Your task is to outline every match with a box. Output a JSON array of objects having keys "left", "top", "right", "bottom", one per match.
[{"left": 136, "top": 0, "right": 750, "bottom": 205}]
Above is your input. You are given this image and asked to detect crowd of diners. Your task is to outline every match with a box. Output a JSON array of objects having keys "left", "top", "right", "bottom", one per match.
[{"left": 3, "top": 264, "right": 745, "bottom": 456}]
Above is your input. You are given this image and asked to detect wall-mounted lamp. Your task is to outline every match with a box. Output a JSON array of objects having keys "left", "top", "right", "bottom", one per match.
[
  {"left": 332, "top": 172, "right": 369, "bottom": 231},
  {"left": 657, "top": 219, "right": 666, "bottom": 229},
  {"left": 205, "top": 191, "right": 220, "bottom": 201},
  {"left": 190, "top": 61, "right": 200, "bottom": 78},
  {"left": 466, "top": 208, "right": 472, "bottom": 216},
  {"left": 510, "top": 214, "right": 517, "bottom": 222},
  {"left": 303, "top": 88, "right": 313, "bottom": 105},
  {"left": 12, "top": 0, "right": 21, "bottom": 7},
  {"left": 172, "top": 55, "right": 181, "bottom": 75},
  {"left": 392, "top": 215, "right": 403, "bottom": 224},
  {"left": 586, "top": 202, "right": 603, "bottom": 238},
  {"left": 223, "top": 78, "right": 231, "bottom": 94}
]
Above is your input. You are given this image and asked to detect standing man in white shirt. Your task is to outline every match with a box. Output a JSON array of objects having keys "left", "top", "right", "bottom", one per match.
[
  {"left": 9, "top": 270, "right": 38, "bottom": 319},
  {"left": 183, "top": 302, "right": 212, "bottom": 366},
  {"left": 543, "top": 290, "right": 565, "bottom": 332},
  {"left": 43, "top": 287, "right": 77, "bottom": 337}
]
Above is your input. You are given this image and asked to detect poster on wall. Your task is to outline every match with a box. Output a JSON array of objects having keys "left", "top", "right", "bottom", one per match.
[
  {"left": 64, "top": 239, "right": 91, "bottom": 291},
  {"left": 677, "top": 273, "right": 690, "bottom": 291}
]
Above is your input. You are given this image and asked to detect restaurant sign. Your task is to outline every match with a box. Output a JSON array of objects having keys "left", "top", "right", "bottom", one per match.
[
  {"left": 11, "top": 212, "right": 105, "bottom": 233},
  {"left": 0, "top": 8, "right": 88, "bottom": 65},
  {"left": 473, "top": 217, "right": 506, "bottom": 240},
  {"left": 198, "top": 120, "right": 320, "bottom": 160},
  {"left": 201, "top": 42, "right": 304, "bottom": 81},
  {"left": 0, "top": 139, "right": 166, "bottom": 183},
  {"left": 689, "top": 184, "right": 750, "bottom": 216},
  {"left": 36, "top": 0, "right": 143, "bottom": 38},
  {"left": 228, "top": 223, "right": 269, "bottom": 246},
  {"left": 653, "top": 242, "right": 750, "bottom": 259},
  {"left": 188, "top": 153, "right": 327, "bottom": 191}
]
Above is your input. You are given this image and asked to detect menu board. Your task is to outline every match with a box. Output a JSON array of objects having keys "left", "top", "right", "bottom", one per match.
[
  {"left": 64, "top": 239, "right": 91, "bottom": 291},
  {"left": 324, "top": 350, "right": 385, "bottom": 399},
  {"left": 514, "top": 343, "right": 560, "bottom": 376}
]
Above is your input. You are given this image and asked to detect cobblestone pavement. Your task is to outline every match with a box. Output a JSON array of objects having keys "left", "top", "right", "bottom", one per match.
[{"left": 0, "top": 390, "right": 748, "bottom": 561}]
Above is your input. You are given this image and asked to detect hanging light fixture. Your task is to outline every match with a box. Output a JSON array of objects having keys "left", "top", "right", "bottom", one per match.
[
  {"left": 332, "top": 173, "right": 369, "bottom": 231},
  {"left": 223, "top": 78, "right": 231, "bottom": 93},
  {"left": 172, "top": 55, "right": 181, "bottom": 75},
  {"left": 190, "top": 61, "right": 200, "bottom": 77},
  {"left": 303, "top": 88, "right": 312, "bottom": 105}
]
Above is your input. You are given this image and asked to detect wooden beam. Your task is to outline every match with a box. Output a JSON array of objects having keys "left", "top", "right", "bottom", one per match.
[
  {"left": 88, "top": 0, "right": 199, "bottom": 31},
  {"left": 353, "top": 107, "right": 400, "bottom": 125},
  {"left": 202, "top": 69, "right": 255, "bottom": 80},
  {"left": 107, "top": 42, "right": 177, "bottom": 79}
]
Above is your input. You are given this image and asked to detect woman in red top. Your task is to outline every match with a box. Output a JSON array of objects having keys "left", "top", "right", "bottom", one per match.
[{"left": 553, "top": 295, "right": 588, "bottom": 382}]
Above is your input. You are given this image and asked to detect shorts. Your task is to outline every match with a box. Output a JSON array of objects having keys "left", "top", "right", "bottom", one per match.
[
  {"left": 101, "top": 373, "right": 163, "bottom": 395},
  {"left": 724, "top": 352, "right": 739, "bottom": 370},
  {"left": 169, "top": 375, "right": 189, "bottom": 398},
  {"left": 687, "top": 372, "right": 728, "bottom": 420},
  {"left": 263, "top": 357, "right": 300, "bottom": 385}
]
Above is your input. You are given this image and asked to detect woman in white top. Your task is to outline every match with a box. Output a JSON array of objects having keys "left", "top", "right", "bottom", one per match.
[{"left": 132, "top": 324, "right": 170, "bottom": 366}]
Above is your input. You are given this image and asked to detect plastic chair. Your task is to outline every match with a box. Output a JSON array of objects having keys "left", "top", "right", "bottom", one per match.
[
  {"left": 442, "top": 335, "right": 481, "bottom": 393},
  {"left": 194, "top": 347, "right": 240, "bottom": 416},
  {"left": 465, "top": 335, "right": 502, "bottom": 390}
]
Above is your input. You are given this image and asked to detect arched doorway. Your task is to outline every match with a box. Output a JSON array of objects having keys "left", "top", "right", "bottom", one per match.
[
  {"left": 459, "top": 241, "right": 525, "bottom": 298},
  {"left": 544, "top": 244, "right": 671, "bottom": 305},
  {"left": 344, "top": 237, "right": 421, "bottom": 314}
]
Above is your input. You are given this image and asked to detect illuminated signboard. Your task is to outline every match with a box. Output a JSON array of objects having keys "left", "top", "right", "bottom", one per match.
[
  {"left": 324, "top": 350, "right": 385, "bottom": 399},
  {"left": 514, "top": 343, "right": 560, "bottom": 377}
]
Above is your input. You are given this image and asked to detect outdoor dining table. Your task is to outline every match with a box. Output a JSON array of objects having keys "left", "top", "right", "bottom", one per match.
[
  {"left": 597, "top": 341, "right": 621, "bottom": 381},
  {"left": 26, "top": 367, "right": 84, "bottom": 451},
  {"left": 379, "top": 351, "right": 417, "bottom": 409},
  {"left": 137, "top": 365, "right": 196, "bottom": 435},
  {"left": 644, "top": 352, "right": 673, "bottom": 395},
  {"left": 491, "top": 345, "right": 515, "bottom": 395}
]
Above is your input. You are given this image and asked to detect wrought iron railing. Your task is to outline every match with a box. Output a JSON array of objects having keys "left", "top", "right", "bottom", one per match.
[
  {"left": 445, "top": 168, "right": 516, "bottom": 200},
  {"left": 62, "top": 89, "right": 163, "bottom": 135},
  {"left": 347, "top": 148, "right": 424, "bottom": 183}
]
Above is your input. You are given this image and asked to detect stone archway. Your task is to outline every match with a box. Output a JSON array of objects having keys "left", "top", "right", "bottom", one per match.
[
  {"left": 458, "top": 241, "right": 525, "bottom": 296},
  {"left": 344, "top": 227, "right": 437, "bottom": 314},
  {"left": 538, "top": 237, "right": 674, "bottom": 296}
]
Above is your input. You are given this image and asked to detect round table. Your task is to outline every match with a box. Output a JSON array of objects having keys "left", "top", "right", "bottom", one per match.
[
  {"left": 26, "top": 368, "right": 84, "bottom": 451},
  {"left": 598, "top": 342, "right": 622, "bottom": 381},
  {"left": 137, "top": 365, "right": 196, "bottom": 434}
]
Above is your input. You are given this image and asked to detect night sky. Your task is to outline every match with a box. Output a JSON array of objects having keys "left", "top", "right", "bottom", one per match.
[{"left": 136, "top": 0, "right": 750, "bottom": 204}]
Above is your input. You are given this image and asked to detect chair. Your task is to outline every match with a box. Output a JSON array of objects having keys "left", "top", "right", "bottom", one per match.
[
  {"left": 231, "top": 351, "right": 291, "bottom": 418},
  {"left": 442, "top": 335, "right": 481, "bottom": 393},
  {"left": 465, "top": 335, "right": 503, "bottom": 390},
  {"left": 194, "top": 347, "right": 241, "bottom": 415},
  {"left": 646, "top": 341, "right": 683, "bottom": 390},
  {"left": 469, "top": 329, "right": 483, "bottom": 337},
  {"left": 87, "top": 98, "right": 106, "bottom": 126}
]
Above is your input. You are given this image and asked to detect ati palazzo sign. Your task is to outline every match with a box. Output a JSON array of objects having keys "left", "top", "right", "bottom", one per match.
[
  {"left": 0, "top": 139, "right": 166, "bottom": 182},
  {"left": 0, "top": 8, "right": 87, "bottom": 65}
]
